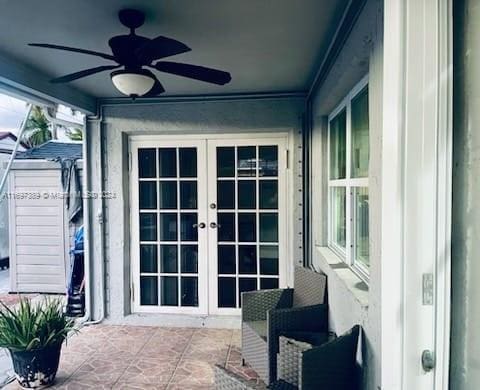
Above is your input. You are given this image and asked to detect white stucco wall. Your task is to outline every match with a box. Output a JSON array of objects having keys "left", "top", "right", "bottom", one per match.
[
  {"left": 87, "top": 97, "right": 305, "bottom": 325},
  {"left": 308, "top": 1, "right": 382, "bottom": 389}
]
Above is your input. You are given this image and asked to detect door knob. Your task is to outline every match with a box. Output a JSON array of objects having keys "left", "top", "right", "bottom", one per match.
[
  {"left": 193, "top": 222, "right": 206, "bottom": 229},
  {"left": 421, "top": 350, "right": 435, "bottom": 372},
  {"left": 210, "top": 222, "right": 218, "bottom": 229}
]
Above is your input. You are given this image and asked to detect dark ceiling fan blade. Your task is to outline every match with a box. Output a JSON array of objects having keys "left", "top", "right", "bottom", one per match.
[
  {"left": 51, "top": 65, "right": 120, "bottom": 83},
  {"left": 151, "top": 61, "right": 231, "bottom": 85},
  {"left": 136, "top": 36, "right": 191, "bottom": 63},
  {"left": 29, "top": 43, "right": 116, "bottom": 61},
  {"left": 143, "top": 76, "right": 165, "bottom": 97}
]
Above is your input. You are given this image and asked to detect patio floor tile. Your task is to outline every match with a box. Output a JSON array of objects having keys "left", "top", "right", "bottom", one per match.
[
  {"left": 2, "top": 325, "right": 261, "bottom": 389},
  {"left": 168, "top": 359, "right": 216, "bottom": 387},
  {"left": 117, "top": 356, "right": 178, "bottom": 385},
  {"left": 69, "top": 355, "right": 134, "bottom": 385}
]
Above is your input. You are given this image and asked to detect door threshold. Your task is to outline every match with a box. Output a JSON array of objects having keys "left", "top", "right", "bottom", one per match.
[{"left": 104, "top": 313, "right": 241, "bottom": 329}]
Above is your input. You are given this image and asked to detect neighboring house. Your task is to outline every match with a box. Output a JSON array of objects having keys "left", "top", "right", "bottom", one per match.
[
  {"left": 8, "top": 141, "right": 83, "bottom": 293},
  {"left": 0, "top": 132, "right": 26, "bottom": 263},
  {"left": 0, "top": 0, "right": 477, "bottom": 389}
]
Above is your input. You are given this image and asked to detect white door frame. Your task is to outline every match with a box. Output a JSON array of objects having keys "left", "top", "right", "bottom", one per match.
[
  {"left": 130, "top": 138, "right": 209, "bottom": 315},
  {"left": 130, "top": 133, "right": 290, "bottom": 316},
  {"left": 382, "top": 0, "right": 452, "bottom": 389},
  {"left": 207, "top": 137, "right": 288, "bottom": 316}
]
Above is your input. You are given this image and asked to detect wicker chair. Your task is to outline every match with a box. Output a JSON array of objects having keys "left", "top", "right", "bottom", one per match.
[
  {"left": 214, "top": 365, "right": 295, "bottom": 390},
  {"left": 277, "top": 325, "right": 360, "bottom": 390},
  {"left": 241, "top": 266, "right": 327, "bottom": 384}
]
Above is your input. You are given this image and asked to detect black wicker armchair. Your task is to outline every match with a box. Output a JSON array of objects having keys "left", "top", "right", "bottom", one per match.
[{"left": 241, "top": 266, "right": 327, "bottom": 384}]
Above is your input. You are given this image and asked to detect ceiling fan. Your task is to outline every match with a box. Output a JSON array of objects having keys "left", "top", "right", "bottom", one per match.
[{"left": 29, "top": 9, "right": 232, "bottom": 98}]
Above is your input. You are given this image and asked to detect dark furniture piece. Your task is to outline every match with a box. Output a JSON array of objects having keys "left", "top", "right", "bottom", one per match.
[
  {"left": 277, "top": 325, "right": 360, "bottom": 390},
  {"left": 241, "top": 266, "right": 327, "bottom": 383}
]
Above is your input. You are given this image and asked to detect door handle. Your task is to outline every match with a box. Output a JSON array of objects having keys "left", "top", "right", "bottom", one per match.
[
  {"left": 421, "top": 350, "right": 435, "bottom": 372},
  {"left": 193, "top": 222, "right": 206, "bottom": 229},
  {"left": 210, "top": 222, "right": 221, "bottom": 229}
]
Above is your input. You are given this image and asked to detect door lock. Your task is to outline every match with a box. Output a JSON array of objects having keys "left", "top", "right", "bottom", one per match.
[
  {"left": 421, "top": 350, "right": 435, "bottom": 372},
  {"left": 210, "top": 203, "right": 217, "bottom": 209}
]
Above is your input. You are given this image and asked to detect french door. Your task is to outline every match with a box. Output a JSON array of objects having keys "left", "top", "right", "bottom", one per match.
[{"left": 131, "top": 136, "right": 287, "bottom": 315}]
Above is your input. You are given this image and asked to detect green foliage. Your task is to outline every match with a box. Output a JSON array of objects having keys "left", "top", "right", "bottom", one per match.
[
  {"left": 0, "top": 298, "right": 77, "bottom": 351},
  {"left": 22, "top": 106, "right": 52, "bottom": 148},
  {"left": 65, "top": 128, "right": 83, "bottom": 141}
]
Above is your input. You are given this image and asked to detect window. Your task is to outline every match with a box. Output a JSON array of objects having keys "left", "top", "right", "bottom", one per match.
[{"left": 328, "top": 78, "right": 369, "bottom": 280}]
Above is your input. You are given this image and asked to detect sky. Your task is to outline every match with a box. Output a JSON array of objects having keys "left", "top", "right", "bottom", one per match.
[{"left": 0, "top": 92, "right": 84, "bottom": 141}]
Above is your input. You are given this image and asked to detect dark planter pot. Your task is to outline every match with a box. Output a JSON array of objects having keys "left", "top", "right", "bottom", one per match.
[{"left": 9, "top": 343, "right": 62, "bottom": 388}]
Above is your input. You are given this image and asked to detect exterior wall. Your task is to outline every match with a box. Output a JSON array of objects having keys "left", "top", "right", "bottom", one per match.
[
  {"left": 88, "top": 97, "right": 304, "bottom": 325},
  {"left": 0, "top": 138, "right": 25, "bottom": 260},
  {"left": 450, "top": 0, "right": 480, "bottom": 388},
  {"left": 309, "top": 0, "right": 382, "bottom": 389},
  {"left": 8, "top": 161, "right": 83, "bottom": 294},
  {"left": 0, "top": 154, "right": 10, "bottom": 260}
]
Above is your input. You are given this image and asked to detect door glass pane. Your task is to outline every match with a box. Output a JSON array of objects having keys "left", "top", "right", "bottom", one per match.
[
  {"left": 238, "top": 181, "right": 256, "bottom": 209},
  {"left": 260, "top": 278, "right": 279, "bottom": 290},
  {"left": 217, "top": 147, "right": 235, "bottom": 177},
  {"left": 237, "top": 146, "right": 256, "bottom": 177},
  {"left": 351, "top": 88, "right": 369, "bottom": 178},
  {"left": 329, "top": 110, "right": 347, "bottom": 179},
  {"left": 218, "top": 245, "right": 236, "bottom": 274},
  {"left": 159, "top": 182, "right": 177, "bottom": 209},
  {"left": 218, "top": 277, "right": 236, "bottom": 308},
  {"left": 140, "top": 276, "right": 158, "bottom": 305},
  {"left": 331, "top": 187, "right": 346, "bottom": 249},
  {"left": 259, "top": 180, "right": 278, "bottom": 209},
  {"left": 259, "top": 246, "right": 278, "bottom": 275},
  {"left": 259, "top": 213, "right": 278, "bottom": 242},
  {"left": 181, "top": 213, "right": 198, "bottom": 241},
  {"left": 138, "top": 149, "right": 156, "bottom": 178},
  {"left": 179, "top": 147, "right": 197, "bottom": 178},
  {"left": 139, "top": 182, "right": 157, "bottom": 209},
  {"left": 158, "top": 148, "right": 177, "bottom": 178},
  {"left": 160, "top": 213, "right": 177, "bottom": 241},
  {"left": 140, "top": 244, "right": 157, "bottom": 273},
  {"left": 354, "top": 187, "right": 369, "bottom": 268},
  {"left": 160, "top": 245, "right": 177, "bottom": 273},
  {"left": 181, "top": 277, "right": 198, "bottom": 306},
  {"left": 238, "top": 213, "right": 256, "bottom": 242},
  {"left": 217, "top": 181, "right": 235, "bottom": 209},
  {"left": 180, "top": 181, "right": 197, "bottom": 209},
  {"left": 259, "top": 146, "right": 278, "bottom": 177},
  {"left": 140, "top": 213, "right": 157, "bottom": 241},
  {"left": 239, "top": 278, "right": 257, "bottom": 307},
  {"left": 161, "top": 276, "right": 178, "bottom": 306},
  {"left": 218, "top": 213, "right": 235, "bottom": 241},
  {"left": 239, "top": 245, "right": 257, "bottom": 274},
  {"left": 181, "top": 245, "right": 198, "bottom": 273}
]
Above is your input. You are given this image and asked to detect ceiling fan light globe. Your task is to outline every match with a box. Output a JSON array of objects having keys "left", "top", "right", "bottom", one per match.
[{"left": 111, "top": 70, "right": 155, "bottom": 97}]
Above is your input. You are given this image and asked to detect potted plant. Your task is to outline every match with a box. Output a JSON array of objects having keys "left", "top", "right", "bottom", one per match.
[{"left": 0, "top": 298, "right": 76, "bottom": 388}]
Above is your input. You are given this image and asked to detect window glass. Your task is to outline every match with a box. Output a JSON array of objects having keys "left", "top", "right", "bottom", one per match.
[
  {"left": 351, "top": 88, "right": 369, "bottom": 178},
  {"left": 329, "top": 110, "right": 346, "bottom": 179},
  {"left": 331, "top": 187, "right": 346, "bottom": 249},
  {"left": 354, "top": 188, "right": 369, "bottom": 269}
]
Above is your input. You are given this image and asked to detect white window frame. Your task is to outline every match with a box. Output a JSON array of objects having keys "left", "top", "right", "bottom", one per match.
[{"left": 327, "top": 75, "right": 369, "bottom": 282}]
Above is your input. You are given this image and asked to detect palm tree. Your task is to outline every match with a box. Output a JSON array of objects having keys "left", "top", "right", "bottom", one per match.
[
  {"left": 22, "top": 106, "right": 52, "bottom": 148},
  {"left": 65, "top": 128, "right": 83, "bottom": 141}
]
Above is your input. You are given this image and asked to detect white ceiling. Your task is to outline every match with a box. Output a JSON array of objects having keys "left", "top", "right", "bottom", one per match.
[{"left": 0, "top": 0, "right": 348, "bottom": 98}]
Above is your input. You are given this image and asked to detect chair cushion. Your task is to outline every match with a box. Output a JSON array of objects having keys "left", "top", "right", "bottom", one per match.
[
  {"left": 301, "top": 325, "right": 360, "bottom": 390},
  {"left": 245, "top": 320, "right": 268, "bottom": 340}
]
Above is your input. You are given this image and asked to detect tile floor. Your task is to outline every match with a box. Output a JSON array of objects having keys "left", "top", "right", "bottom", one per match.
[{"left": 3, "top": 325, "right": 260, "bottom": 390}]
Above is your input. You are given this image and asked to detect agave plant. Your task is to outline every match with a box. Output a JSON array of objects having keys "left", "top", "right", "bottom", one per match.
[{"left": 0, "top": 298, "right": 76, "bottom": 352}]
